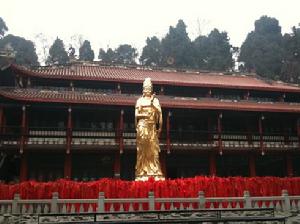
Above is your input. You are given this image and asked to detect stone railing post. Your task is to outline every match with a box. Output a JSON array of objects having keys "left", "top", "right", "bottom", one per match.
[
  {"left": 282, "top": 189, "right": 290, "bottom": 212},
  {"left": 198, "top": 191, "right": 205, "bottom": 209},
  {"left": 51, "top": 192, "right": 59, "bottom": 213},
  {"left": 244, "top": 191, "right": 251, "bottom": 209},
  {"left": 12, "top": 193, "right": 20, "bottom": 214},
  {"left": 98, "top": 192, "right": 105, "bottom": 212},
  {"left": 148, "top": 191, "right": 155, "bottom": 211}
]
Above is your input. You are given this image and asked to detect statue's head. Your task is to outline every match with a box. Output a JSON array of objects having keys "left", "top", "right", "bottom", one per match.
[{"left": 143, "top": 77, "right": 153, "bottom": 96}]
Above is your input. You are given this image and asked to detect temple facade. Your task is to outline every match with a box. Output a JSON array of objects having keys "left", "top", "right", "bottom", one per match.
[{"left": 0, "top": 61, "right": 300, "bottom": 183}]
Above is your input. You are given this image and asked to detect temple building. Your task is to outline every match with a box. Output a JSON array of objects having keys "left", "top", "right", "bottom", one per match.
[{"left": 0, "top": 60, "right": 300, "bottom": 182}]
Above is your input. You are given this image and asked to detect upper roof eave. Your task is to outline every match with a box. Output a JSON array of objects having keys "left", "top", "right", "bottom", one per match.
[{"left": 9, "top": 63, "right": 300, "bottom": 94}]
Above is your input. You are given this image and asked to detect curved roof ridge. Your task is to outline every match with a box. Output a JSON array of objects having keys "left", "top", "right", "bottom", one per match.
[{"left": 9, "top": 63, "right": 300, "bottom": 93}]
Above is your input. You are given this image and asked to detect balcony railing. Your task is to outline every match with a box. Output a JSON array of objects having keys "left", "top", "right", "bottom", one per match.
[{"left": 0, "top": 126, "right": 298, "bottom": 150}]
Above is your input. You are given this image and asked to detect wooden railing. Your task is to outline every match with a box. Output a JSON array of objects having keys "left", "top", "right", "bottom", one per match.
[
  {"left": 0, "top": 126, "right": 298, "bottom": 150},
  {"left": 0, "top": 190, "right": 298, "bottom": 214}
]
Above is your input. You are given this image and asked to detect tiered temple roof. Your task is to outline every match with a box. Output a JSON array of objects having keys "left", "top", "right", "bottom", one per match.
[
  {"left": 1, "top": 87, "right": 300, "bottom": 112},
  {"left": 10, "top": 63, "right": 300, "bottom": 92}
]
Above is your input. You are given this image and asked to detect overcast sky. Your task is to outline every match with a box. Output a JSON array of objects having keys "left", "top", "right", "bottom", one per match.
[{"left": 2, "top": 0, "right": 300, "bottom": 61}]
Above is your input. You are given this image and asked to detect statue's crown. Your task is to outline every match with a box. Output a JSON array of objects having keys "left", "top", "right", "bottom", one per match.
[{"left": 143, "top": 77, "right": 152, "bottom": 91}]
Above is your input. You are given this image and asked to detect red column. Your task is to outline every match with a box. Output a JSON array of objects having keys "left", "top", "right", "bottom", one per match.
[
  {"left": 119, "top": 110, "right": 124, "bottom": 154},
  {"left": 160, "top": 152, "right": 167, "bottom": 177},
  {"left": 114, "top": 152, "right": 121, "bottom": 178},
  {"left": 286, "top": 154, "right": 293, "bottom": 177},
  {"left": 166, "top": 111, "right": 171, "bottom": 154},
  {"left": 259, "top": 115, "right": 264, "bottom": 155},
  {"left": 66, "top": 107, "right": 72, "bottom": 154},
  {"left": 20, "top": 153, "right": 28, "bottom": 182},
  {"left": 0, "top": 107, "right": 3, "bottom": 134},
  {"left": 206, "top": 89, "right": 212, "bottom": 98},
  {"left": 297, "top": 119, "right": 300, "bottom": 148},
  {"left": 209, "top": 153, "right": 216, "bottom": 176},
  {"left": 249, "top": 153, "right": 256, "bottom": 177},
  {"left": 20, "top": 105, "right": 27, "bottom": 154},
  {"left": 64, "top": 107, "right": 72, "bottom": 179},
  {"left": 217, "top": 112, "right": 222, "bottom": 155},
  {"left": 64, "top": 153, "right": 72, "bottom": 179},
  {"left": 243, "top": 91, "right": 250, "bottom": 100}
]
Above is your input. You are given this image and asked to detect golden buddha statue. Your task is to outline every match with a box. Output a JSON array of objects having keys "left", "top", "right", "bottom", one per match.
[{"left": 135, "top": 78, "right": 164, "bottom": 181}]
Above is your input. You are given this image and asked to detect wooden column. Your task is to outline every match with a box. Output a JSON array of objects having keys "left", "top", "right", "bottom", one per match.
[
  {"left": 166, "top": 111, "right": 171, "bottom": 154},
  {"left": 64, "top": 153, "right": 72, "bottom": 179},
  {"left": 206, "top": 89, "right": 212, "bottom": 98},
  {"left": 249, "top": 153, "right": 256, "bottom": 177},
  {"left": 217, "top": 112, "right": 222, "bottom": 155},
  {"left": 20, "top": 153, "right": 28, "bottom": 182},
  {"left": 20, "top": 105, "right": 27, "bottom": 154},
  {"left": 297, "top": 119, "right": 300, "bottom": 148},
  {"left": 286, "top": 153, "right": 293, "bottom": 177},
  {"left": 66, "top": 107, "right": 72, "bottom": 154},
  {"left": 259, "top": 115, "right": 264, "bottom": 155},
  {"left": 114, "top": 152, "right": 121, "bottom": 178},
  {"left": 0, "top": 106, "right": 4, "bottom": 134},
  {"left": 243, "top": 91, "right": 250, "bottom": 100},
  {"left": 160, "top": 152, "right": 167, "bottom": 177},
  {"left": 209, "top": 153, "right": 216, "bottom": 176},
  {"left": 64, "top": 107, "right": 72, "bottom": 179},
  {"left": 119, "top": 110, "right": 124, "bottom": 154},
  {"left": 207, "top": 116, "right": 212, "bottom": 142},
  {"left": 117, "top": 83, "right": 121, "bottom": 94}
]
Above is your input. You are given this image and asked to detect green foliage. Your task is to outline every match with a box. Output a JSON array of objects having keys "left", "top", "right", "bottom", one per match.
[
  {"left": 193, "top": 29, "right": 233, "bottom": 71},
  {"left": 140, "top": 36, "right": 162, "bottom": 66},
  {"left": 98, "top": 44, "right": 137, "bottom": 64},
  {"left": 47, "top": 38, "right": 69, "bottom": 65},
  {"left": 281, "top": 26, "right": 300, "bottom": 83},
  {"left": 98, "top": 48, "right": 115, "bottom": 63},
  {"left": 161, "top": 20, "right": 194, "bottom": 67},
  {"left": 114, "top": 44, "right": 138, "bottom": 64},
  {"left": 239, "top": 16, "right": 283, "bottom": 78},
  {"left": 0, "top": 34, "right": 39, "bottom": 66},
  {"left": 0, "top": 17, "right": 8, "bottom": 38},
  {"left": 79, "top": 40, "right": 94, "bottom": 61}
]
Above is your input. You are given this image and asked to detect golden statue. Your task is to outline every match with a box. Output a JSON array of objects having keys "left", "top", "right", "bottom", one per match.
[{"left": 135, "top": 78, "right": 164, "bottom": 181}]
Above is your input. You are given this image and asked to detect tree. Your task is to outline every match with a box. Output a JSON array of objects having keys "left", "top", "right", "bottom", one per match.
[
  {"left": 239, "top": 16, "right": 283, "bottom": 78},
  {"left": 0, "top": 17, "right": 8, "bottom": 39},
  {"left": 161, "top": 19, "right": 194, "bottom": 67},
  {"left": 98, "top": 48, "right": 116, "bottom": 63},
  {"left": 140, "top": 36, "right": 162, "bottom": 66},
  {"left": 79, "top": 40, "right": 94, "bottom": 61},
  {"left": 114, "top": 44, "right": 138, "bottom": 64},
  {"left": 46, "top": 38, "right": 69, "bottom": 65},
  {"left": 0, "top": 34, "right": 39, "bottom": 66},
  {"left": 281, "top": 26, "right": 300, "bottom": 83},
  {"left": 193, "top": 29, "right": 233, "bottom": 71}
]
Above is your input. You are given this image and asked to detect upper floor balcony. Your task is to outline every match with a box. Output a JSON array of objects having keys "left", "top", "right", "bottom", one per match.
[{"left": 0, "top": 126, "right": 298, "bottom": 152}]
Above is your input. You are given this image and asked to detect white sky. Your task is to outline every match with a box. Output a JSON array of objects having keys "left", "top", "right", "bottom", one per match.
[{"left": 2, "top": 0, "right": 300, "bottom": 61}]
